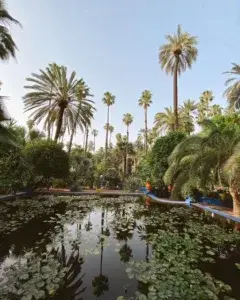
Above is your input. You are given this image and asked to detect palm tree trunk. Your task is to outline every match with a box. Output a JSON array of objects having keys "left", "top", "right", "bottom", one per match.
[
  {"left": 144, "top": 107, "right": 148, "bottom": 153},
  {"left": 105, "top": 106, "right": 110, "bottom": 156},
  {"left": 47, "top": 98, "right": 51, "bottom": 139},
  {"left": 229, "top": 186, "right": 240, "bottom": 216},
  {"left": 173, "top": 56, "right": 180, "bottom": 131},
  {"left": 54, "top": 106, "right": 65, "bottom": 142},
  {"left": 82, "top": 130, "right": 85, "bottom": 149},
  {"left": 68, "top": 104, "right": 81, "bottom": 154},
  {"left": 125, "top": 125, "right": 129, "bottom": 177},
  {"left": 84, "top": 127, "right": 89, "bottom": 157},
  {"left": 94, "top": 135, "right": 96, "bottom": 153}
]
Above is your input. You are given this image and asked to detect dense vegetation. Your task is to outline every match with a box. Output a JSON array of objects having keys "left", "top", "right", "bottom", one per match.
[{"left": 0, "top": 2, "right": 240, "bottom": 215}]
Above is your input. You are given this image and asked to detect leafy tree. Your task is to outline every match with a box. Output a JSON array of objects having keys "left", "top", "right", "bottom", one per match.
[
  {"left": 0, "top": 148, "right": 32, "bottom": 194},
  {"left": 24, "top": 140, "right": 69, "bottom": 185},
  {"left": 102, "top": 92, "right": 115, "bottom": 155},
  {"left": 209, "top": 104, "right": 222, "bottom": 117},
  {"left": 70, "top": 148, "right": 94, "bottom": 187},
  {"left": 164, "top": 119, "right": 240, "bottom": 215},
  {"left": 159, "top": 25, "right": 198, "bottom": 130},
  {"left": 180, "top": 99, "right": 197, "bottom": 135},
  {"left": 23, "top": 64, "right": 84, "bottom": 142},
  {"left": 138, "top": 90, "right": 152, "bottom": 153},
  {"left": 0, "top": 0, "right": 21, "bottom": 61},
  {"left": 223, "top": 63, "right": 240, "bottom": 109},
  {"left": 150, "top": 132, "right": 186, "bottom": 188}
]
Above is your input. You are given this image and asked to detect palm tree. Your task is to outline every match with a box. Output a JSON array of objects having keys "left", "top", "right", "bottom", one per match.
[
  {"left": 108, "top": 125, "right": 114, "bottom": 146},
  {"left": 138, "top": 90, "right": 152, "bottom": 153},
  {"left": 68, "top": 80, "right": 94, "bottom": 153},
  {"left": 209, "top": 104, "right": 222, "bottom": 117},
  {"left": 84, "top": 126, "right": 89, "bottom": 157},
  {"left": 122, "top": 113, "right": 133, "bottom": 142},
  {"left": 154, "top": 107, "right": 177, "bottom": 134},
  {"left": 0, "top": 0, "right": 22, "bottom": 61},
  {"left": 197, "top": 90, "right": 214, "bottom": 122},
  {"left": 23, "top": 64, "right": 84, "bottom": 142},
  {"left": 0, "top": 84, "right": 17, "bottom": 145},
  {"left": 91, "top": 129, "right": 98, "bottom": 152},
  {"left": 164, "top": 120, "right": 240, "bottom": 216},
  {"left": 223, "top": 63, "right": 240, "bottom": 109},
  {"left": 102, "top": 92, "right": 115, "bottom": 155},
  {"left": 92, "top": 210, "right": 109, "bottom": 297},
  {"left": 159, "top": 25, "right": 198, "bottom": 130},
  {"left": 180, "top": 99, "right": 197, "bottom": 135}
]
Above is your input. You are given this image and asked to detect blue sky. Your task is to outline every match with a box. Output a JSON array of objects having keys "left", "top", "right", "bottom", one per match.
[{"left": 2, "top": 0, "right": 240, "bottom": 148}]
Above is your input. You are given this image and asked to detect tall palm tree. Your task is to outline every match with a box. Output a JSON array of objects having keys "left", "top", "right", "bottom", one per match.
[
  {"left": 102, "top": 92, "right": 115, "bottom": 155},
  {"left": 68, "top": 80, "right": 94, "bottom": 153},
  {"left": 197, "top": 90, "right": 214, "bottom": 122},
  {"left": 122, "top": 113, "right": 133, "bottom": 143},
  {"left": 91, "top": 129, "right": 98, "bottom": 152},
  {"left": 159, "top": 25, "right": 198, "bottom": 130},
  {"left": 0, "top": 0, "right": 21, "bottom": 61},
  {"left": 164, "top": 120, "right": 240, "bottom": 216},
  {"left": 23, "top": 64, "right": 83, "bottom": 142},
  {"left": 108, "top": 125, "right": 114, "bottom": 146},
  {"left": 223, "top": 63, "right": 240, "bottom": 109},
  {"left": 138, "top": 90, "right": 152, "bottom": 153}
]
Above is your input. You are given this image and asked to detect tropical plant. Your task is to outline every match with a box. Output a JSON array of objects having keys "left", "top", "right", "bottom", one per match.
[
  {"left": 179, "top": 99, "right": 197, "bottom": 134},
  {"left": 138, "top": 90, "right": 152, "bottom": 153},
  {"left": 91, "top": 129, "right": 98, "bottom": 152},
  {"left": 209, "top": 104, "right": 222, "bottom": 117},
  {"left": 154, "top": 106, "right": 188, "bottom": 134},
  {"left": 0, "top": 0, "right": 21, "bottom": 61},
  {"left": 164, "top": 120, "right": 240, "bottom": 215},
  {"left": 68, "top": 80, "right": 95, "bottom": 153},
  {"left": 23, "top": 64, "right": 84, "bottom": 142},
  {"left": 102, "top": 92, "right": 115, "bottom": 155},
  {"left": 122, "top": 113, "right": 133, "bottom": 142},
  {"left": 0, "top": 84, "right": 18, "bottom": 145},
  {"left": 159, "top": 25, "right": 198, "bottom": 130},
  {"left": 224, "top": 63, "right": 240, "bottom": 109},
  {"left": 197, "top": 90, "right": 214, "bottom": 122},
  {"left": 108, "top": 124, "right": 114, "bottom": 146}
]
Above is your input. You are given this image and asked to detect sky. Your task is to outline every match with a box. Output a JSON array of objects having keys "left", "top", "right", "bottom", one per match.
[{"left": 1, "top": 0, "right": 240, "bottom": 148}]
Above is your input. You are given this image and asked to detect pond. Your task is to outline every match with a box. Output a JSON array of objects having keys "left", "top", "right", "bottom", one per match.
[{"left": 0, "top": 195, "right": 240, "bottom": 300}]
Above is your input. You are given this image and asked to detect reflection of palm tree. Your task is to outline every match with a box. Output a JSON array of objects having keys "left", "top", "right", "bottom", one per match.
[
  {"left": 119, "top": 243, "right": 132, "bottom": 263},
  {"left": 137, "top": 225, "right": 151, "bottom": 262},
  {"left": 85, "top": 214, "right": 92, "bottom": 232},
  {"left": 44, "top": 245, "right": 86, "bottom": 300},
  {"left": 92, "top": 210, "right": 109, "bottom": 297}
]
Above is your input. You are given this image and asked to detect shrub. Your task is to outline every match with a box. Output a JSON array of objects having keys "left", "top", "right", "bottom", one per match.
[
  {"left": 24, "top": 140, "right": 69, "bottom": 182},
  {"left": 123, "top": 176, "right": 142, "bottom": 192},
  {"left": 0, "top": 148, "right": 33, "bottom": 194}
]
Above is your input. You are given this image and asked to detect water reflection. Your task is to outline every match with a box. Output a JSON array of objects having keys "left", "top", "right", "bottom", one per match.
[{"left": 92, "top": 210, "right": 109, "bottom": 297}]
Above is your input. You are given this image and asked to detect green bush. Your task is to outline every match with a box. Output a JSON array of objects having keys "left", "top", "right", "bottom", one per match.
[
  {"left": 24, "top": 140, "right": 69, "bottom": 181},
  {"left": 0, "top": 148, "right": 33, "bottom": 194},
  {"left": 123, "top": 176, "right": 142, "bottom": 192},
  {"left": 52, "top": 178, "right": 68, "bottom": 189}
]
